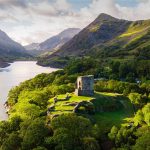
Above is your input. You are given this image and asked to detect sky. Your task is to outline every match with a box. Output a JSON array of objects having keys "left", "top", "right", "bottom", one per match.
[{"left": 0, "top": 0, "right": 150, "bottom": 45}]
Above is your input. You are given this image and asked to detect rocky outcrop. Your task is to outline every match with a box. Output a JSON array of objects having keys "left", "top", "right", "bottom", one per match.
[{"left": 73, "top": 101, "right": 95, "bottom": 114}]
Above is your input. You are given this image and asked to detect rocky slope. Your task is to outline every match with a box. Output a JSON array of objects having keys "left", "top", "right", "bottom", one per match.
[{"left": 0, "top": 29, "right": 30, "bottom": 66}]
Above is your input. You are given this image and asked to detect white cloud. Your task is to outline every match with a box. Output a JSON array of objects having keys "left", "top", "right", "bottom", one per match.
[
  {"left": 116, "top": 0, "right": 150, "bottom": 20},
  {"left": 0, "top": 0, "right": 150, "bottom": 45},
  {"left": 0, "top": 0, "right": 27, "bottom": 8}
]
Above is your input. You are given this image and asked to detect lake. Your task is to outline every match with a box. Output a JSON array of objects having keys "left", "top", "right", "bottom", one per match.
[{"left": 0, "top": 61, "right": 58, "bottom": 120}]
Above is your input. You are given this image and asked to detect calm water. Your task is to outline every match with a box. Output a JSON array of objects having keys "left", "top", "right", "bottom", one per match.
[{"left": 0, "top": 61, "right": 58, "bottom": 120}]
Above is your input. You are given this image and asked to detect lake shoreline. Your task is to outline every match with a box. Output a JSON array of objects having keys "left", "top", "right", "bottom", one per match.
[
  {"left": 0, "top": 61, "right": 10, "bottom": 68},
  {"left": 0, "top": 61, "right": 58, "bottom": 120}
]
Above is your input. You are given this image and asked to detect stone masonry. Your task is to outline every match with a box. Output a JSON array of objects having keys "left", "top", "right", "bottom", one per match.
[{"left": 75, "top": 75, "right": 94, "bottom": 96}]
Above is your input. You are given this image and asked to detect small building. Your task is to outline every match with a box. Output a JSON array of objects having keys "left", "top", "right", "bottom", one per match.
[{"left": 75, "top": 75, "right": 94, "bottom": 96}]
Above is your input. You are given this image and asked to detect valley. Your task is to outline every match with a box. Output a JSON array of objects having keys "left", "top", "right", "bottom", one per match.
[
  {"left": 0, "top": 10, "right": 149, "bottom": 150},
  {"left": 37, "top": 14, "right": 150, "bottom": 69}
]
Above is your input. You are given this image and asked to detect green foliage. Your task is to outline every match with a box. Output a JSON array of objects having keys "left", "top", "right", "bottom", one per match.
[
  {"left": 95, "top": 80, "right": 140, "bottom": 95},
  {"left": 1, "top": 132, "right": 21, "bottom": 150},
  {"left": 109, "top": 102, "right": 150, "bottom": 149},
  {"left": 2, "top": 54, "right": 150, "bottom": 150},
  {"left": 133, "top": 103, "right": 150, "bottom": 126},
  {"left": 109, "top": 60, "right": 150, "bottom": 81},
  {"left": 141, "top": 103, "right": 150, "bottom": 126},
  {"left": 82, "top": 137, "right": 101, "bottom": 150},
  {"left": 133, "top": 132, "right": 150, "bottom": 150},
  {"left": 108, "top": 126, "right": 135, "bottom": 147},
  {"left": 50, "top": 113, "right": 99, "bottom": 150},
  {"left": 32, "top": 146, "right": 47, "bottom": 150},
  {"left": 128, "top": 93, "right": 142, "bottom": 105},
  {"left": 108, "top": 126, "right": 118, "bottom": 141},
  {"left": 21, "top": 118, "right": 50, "bottom": 150}
]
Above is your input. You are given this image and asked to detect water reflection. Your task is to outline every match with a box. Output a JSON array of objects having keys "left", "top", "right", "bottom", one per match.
[{"left": 0, "top": 61, "right": 58, "bottom": 120}]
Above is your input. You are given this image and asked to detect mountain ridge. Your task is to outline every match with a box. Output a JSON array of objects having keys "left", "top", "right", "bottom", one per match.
[
  {"left": 0, "top": 29, "right": 31, "bottom": 67},
  {"left": 37, "top": 13, "right": 150, "bottom": 68},
  {"left": 25, "top": 28, "right": 81, "bottom": 55}
]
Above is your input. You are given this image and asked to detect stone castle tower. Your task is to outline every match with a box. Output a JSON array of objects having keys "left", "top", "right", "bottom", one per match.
[{"left": 75, "top": 75, "right": 94, "bottom": 96}]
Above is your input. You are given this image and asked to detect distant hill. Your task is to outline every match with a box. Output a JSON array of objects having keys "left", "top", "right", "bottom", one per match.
[
  {"left": 25, "top": 43, "right": 40, "bottom": 51},
  {"left": 37, "top": 13, "right": 150, "bottom": 68},
  {"left": 0, "top": 29, "right": 30, "bottom": 67},
  {"left": 25, "top": 28, "right": 81, "bottom": 55}
]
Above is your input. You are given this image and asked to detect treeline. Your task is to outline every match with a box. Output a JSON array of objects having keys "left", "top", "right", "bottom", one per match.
[
  {"left": 109, "top": 60, "right": 150, "bottom": 81},
  {"left": 95, "top": 80, "right": 150, "bottom": 96},
  {"left": 56, "top": 57, "right": 150, "bottom": 82}
]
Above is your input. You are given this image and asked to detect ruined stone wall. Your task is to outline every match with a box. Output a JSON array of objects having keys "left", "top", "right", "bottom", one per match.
[{"left": 75, "top": 75, "right": 94, "bottom": 96}]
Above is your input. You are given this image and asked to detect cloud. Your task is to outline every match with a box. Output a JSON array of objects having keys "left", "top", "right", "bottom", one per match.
[
  {"left": 0, "top": 0, "right": 150, "bottom": 45},
  {"left": 29, "top": 0, "right": 72, "bottom": 17},
  {"left": 116, "top": 0, "right": 150, "bottom": 20},
  {"left": 80, "top": 0, "right": 150, "bottom": 21},
  {"left": 0, "top": 0, "right": 27, "bottom": 9}
]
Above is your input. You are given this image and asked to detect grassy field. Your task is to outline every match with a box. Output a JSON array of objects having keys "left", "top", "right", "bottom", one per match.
[
  {"left": 48, "top": 93, "right": 94, "bottom": 114},
  {"left": 92, "top": 92, "right": 134, "bottom": 133},
  {"left": 48, "top": 92, "right": 134, "bottom": 131}
]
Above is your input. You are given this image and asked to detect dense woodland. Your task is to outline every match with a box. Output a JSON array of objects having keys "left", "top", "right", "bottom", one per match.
[{"left": 0, "top": 58, "right": 149, "bottom": 150}]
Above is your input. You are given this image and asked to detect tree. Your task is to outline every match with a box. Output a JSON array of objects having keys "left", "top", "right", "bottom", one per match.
[
  {"left": 133, "top": 132, "right": 150, "bottom": 150},
  {"left": 129, "top": 93, "right": 142, "bottom": 105},
  {"left": 21, "top": 118, "right": 50, "bottom": 150},
  {"left": 133, "top": 110, "right": 144, "bottom": 126},
  {"left": 50, "top": 113, "right": 97, "bottom": 150},
  {"left": 108, "top": 126, "right": 118, "bottom": 141},
  {"left": 1, "top": 132, "right": 21, "bottom": 150},
  {"left": 142, "top": 103, "right": 150, "bottom": 126},
  {"left": 82, "top": 137, "right": 101, "bottom": 150}
]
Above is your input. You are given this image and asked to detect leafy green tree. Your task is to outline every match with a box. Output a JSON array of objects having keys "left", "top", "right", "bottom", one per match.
[
  {"left": 142, "top": 103, "right": 150, "bottom": 126},
  {"left": 21, "top": 118, "right": 50, "bottom": 150},
  {"left": 133, "top": 110, "right": 144, "bottom": 126},
  {"left": 108, "top": 126, "right": 118, "bottom": 141},
  {"left": 50, "top": 113, "right": 98, "bottom": 150},
  {"left": 133, "top": 132, "right": 150, "bottom": 150},
  {"left": 82, "top": 137, "right": 101, "bottom": 150},
  {"left": 140, "top": 83, "right": 150, "bottom": 97},
  {"left": 9, "top": 115, "right": 22, "bottom": 131},
  {"left": 129, "top": 93, "right": 142, "bottom": 105},
  {"left": 1, "top": 132, "right": 21, "bottom": 150}
]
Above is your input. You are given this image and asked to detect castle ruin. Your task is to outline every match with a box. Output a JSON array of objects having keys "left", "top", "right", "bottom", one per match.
[{"left": 75, "top": 75, "right": 94, "bottom": 96}]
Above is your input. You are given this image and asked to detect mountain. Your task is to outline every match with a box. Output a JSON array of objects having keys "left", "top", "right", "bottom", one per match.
[
  {"left": 25, "top": 28, "right": 81, "bottom": 55},
  {"left": 0, "top": 29, "right": 30, "bottom": 67},
  {"left": 37, "top": 13, "right": 150, "bottom": 68},
  {"left": 25, "top": 43, "right": 40, "bottom": 51}
]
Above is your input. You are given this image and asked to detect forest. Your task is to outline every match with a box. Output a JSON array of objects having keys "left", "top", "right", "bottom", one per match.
[{"left": 0, "top": 58, "right": 149, "bottom": 150}]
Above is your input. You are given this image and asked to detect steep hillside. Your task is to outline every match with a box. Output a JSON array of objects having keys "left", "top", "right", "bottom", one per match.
[
  {"left": 92, "top": 20, "right": 150, "bottom": 60},
  {"left": 25, "top": 28, "right": 80, "bottom": 55},
  {"left": 37, "top": 13, "right": 150, "bottom": 67},
  {"left": 0, "top": 29, "right": 31, "bottom": 67},
  {"left": 56, "top": 14, "right": 130, "bottom": 56}
]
